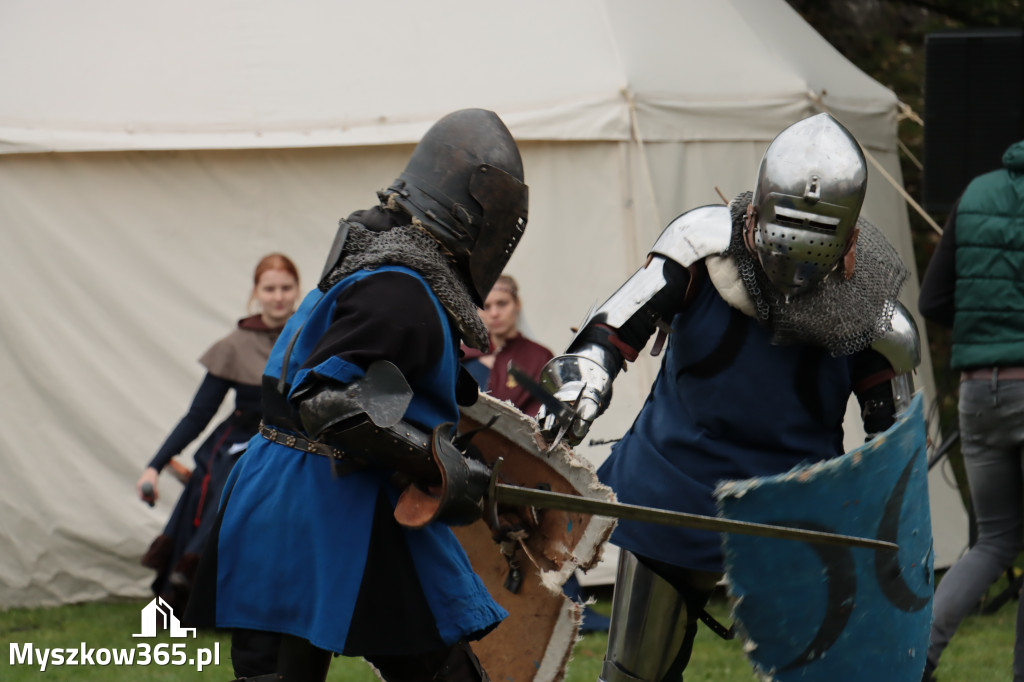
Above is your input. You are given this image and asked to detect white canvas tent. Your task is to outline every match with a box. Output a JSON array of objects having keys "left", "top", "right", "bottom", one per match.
[{"left": 0, "top": 0, "right": 964, "bottom": 608}]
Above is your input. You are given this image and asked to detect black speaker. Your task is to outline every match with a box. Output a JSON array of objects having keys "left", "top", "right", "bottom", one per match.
[{"left": 923, "top": 28, "right": 1024, "bottom": 214}]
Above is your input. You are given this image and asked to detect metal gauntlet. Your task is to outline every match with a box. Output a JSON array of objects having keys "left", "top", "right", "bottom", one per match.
[{"left": 536, "top": 345, "right": 617, "bottom": 446}]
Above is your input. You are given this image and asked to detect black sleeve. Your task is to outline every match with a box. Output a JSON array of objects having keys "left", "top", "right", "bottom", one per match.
[
  {"left": 614, "top": 258, "right": 693, "bottom": 350},
  {"left": 850, "top": 348, "right": 897, "bottom": 436},
  {"left": 301, "top": 270, "right": 447, "bottom": 386},
  {"left": 148, "top": 373, "right": 232, "bottom": 471},
  {"left": 918, "top": 201, "right": 959, "bottom": 328}
]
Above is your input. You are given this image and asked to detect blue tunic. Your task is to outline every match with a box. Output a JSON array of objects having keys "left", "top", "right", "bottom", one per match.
[
  {"left": 597, "top": 274, "right": 854, "bottom": 573},
  {"left": 213, "top": 266, "right": 506, "bottom": 654}
]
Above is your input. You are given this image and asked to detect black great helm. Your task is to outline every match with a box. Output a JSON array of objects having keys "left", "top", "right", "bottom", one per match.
[{"left": 381, "top": 108, "right": 529, "bottom": 307}]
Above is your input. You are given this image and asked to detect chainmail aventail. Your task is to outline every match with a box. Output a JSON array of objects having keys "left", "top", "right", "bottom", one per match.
[
  {"left": 319, "top": 222, "right": 490, "bottom": 350},
  {"left": 726, "top": 192, "right": 909, "bottom": 356}
]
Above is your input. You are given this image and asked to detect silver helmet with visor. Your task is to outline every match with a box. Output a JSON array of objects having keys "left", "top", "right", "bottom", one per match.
[{"left": 750, "top": 113, "right": 867, "bottom": 298}]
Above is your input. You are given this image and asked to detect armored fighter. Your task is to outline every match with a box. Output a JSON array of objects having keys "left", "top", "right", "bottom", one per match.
[
  {"left": 536, "top": 113, "right": 922, "bottom": 682},
  {"left": 192, "top": 108, "right": 529, "bottom": 682}
]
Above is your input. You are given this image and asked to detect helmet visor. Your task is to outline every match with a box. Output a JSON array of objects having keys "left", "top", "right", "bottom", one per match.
[
  {"left": 756, "top": 194, "right": 855, "bottom": 296},
  {"left": 466, "top": 164, "right": 529, "bottom": 303}
]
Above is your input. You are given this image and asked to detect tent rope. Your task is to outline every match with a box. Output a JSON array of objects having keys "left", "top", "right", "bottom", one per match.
[
  {"left": 808, "top": 91, "right": 943, "bottom": 236},
  {"left": 895, "top": 101, "right": 924, "bottom": 171},
  {"left": 897, "top": 138, "right": 924, "bottom": 172},
  {"left": 623, "top": 88, "right": 662, "bottom": 230},
  {"left": 897, "top": 100, "right": 924, "bottom": 127}
]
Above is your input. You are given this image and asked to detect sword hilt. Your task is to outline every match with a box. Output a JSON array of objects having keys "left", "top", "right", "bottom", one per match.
[{"left": 485, "top": 457, "right": 505, "bottom": 532}]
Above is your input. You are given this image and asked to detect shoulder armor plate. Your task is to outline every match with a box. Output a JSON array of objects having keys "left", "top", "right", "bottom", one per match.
[
  {"left": 871, "top": 301, "right": 921, "bottom": 373},
  {"left": 649, "top": 205, "right": 732, "bottom": 267}
]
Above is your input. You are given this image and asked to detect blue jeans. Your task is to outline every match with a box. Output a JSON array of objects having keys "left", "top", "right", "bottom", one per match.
[{"left": 928, "top": 374, "right": 1024, "bottom": 679}]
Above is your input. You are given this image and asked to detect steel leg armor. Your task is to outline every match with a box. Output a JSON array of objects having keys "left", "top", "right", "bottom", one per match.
[{"left": 600, "top": 551, "right": 720, "bottom": 682}]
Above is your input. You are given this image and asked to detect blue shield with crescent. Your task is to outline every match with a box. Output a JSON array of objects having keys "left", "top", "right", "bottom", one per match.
[{"left": 716, "top": 392, "right": 933, "bottom": 681}]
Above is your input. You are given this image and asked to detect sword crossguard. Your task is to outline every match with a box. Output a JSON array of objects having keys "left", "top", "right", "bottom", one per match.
[{"left": 485, "top": 457, "right": 504, "bottom": 532}]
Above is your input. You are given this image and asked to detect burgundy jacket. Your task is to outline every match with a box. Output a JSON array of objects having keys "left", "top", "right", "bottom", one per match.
[{"left": 462, "top": 335, "right": 553, "bottom": 417}]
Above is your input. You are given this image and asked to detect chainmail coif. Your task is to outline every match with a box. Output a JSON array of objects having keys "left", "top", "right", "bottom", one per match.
[
  {"left": 726, "top": 192, "right": 909, "bottom": 356},
  {"left": 319, "top": 221, "right": 491, "bottom": 350}
]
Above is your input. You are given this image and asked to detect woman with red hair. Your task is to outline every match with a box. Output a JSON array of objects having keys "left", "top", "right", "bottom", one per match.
[{"left": 135, "top": 253, "right": 300, "bottom": 613}]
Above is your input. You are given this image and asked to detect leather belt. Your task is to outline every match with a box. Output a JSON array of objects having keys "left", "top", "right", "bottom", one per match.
[
  {"left": 961, "top": 367, "right": 1024, "bottom": 381},
  {"left": 258, "top": 422, "right": 346, "bottom": 461}
]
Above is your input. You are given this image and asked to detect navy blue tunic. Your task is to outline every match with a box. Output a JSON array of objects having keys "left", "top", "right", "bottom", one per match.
[
  {"left": 597, "top": 276, "right": 854, "bottom": 573},
  {"left": 213, "top": 266, "right": 506, "bottom": 655}
]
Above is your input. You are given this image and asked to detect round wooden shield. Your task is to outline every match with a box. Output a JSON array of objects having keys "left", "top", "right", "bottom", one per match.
[{"left": 455, "top": 393, "right": 616, "bottom": 682}]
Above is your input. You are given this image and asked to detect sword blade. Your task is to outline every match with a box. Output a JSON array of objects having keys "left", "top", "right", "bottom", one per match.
[{"left": 493, "top": 483, "right": 896, "bottom": 551}]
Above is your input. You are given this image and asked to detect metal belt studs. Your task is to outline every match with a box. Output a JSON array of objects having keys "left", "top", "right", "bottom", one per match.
[{"left": 258, "top": 422, "right": 346, "bottom": 461}]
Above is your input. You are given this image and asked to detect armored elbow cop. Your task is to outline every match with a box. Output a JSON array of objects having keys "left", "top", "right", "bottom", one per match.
[
  {"left": 582, "top": 206, "right": 727, "bottom": 355},
  {"left": 539, "top": 208, "right": 730, "bottom": 405},
  {"left": 587, "top": 206, "right": 727, "bottom": 338},
  {"left": 536, "top": 207, "right": 730, "bottom": 443},
  {"left": 856, "top": 301, "right": 921, "bottom": 436},
  {"left": 871, "top": 301, "right": 921, "bottom": 417}
]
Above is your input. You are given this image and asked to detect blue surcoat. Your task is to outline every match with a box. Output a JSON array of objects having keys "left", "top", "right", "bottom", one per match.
[
  {"left": 213, "top": 266, "right": 506, "bottom": 654},
  {"left": 597, "top": 273, "right": 854, "bottom": 573}
]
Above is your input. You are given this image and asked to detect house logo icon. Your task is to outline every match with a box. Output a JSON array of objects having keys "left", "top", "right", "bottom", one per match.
[{"left": 133, "top": 597, "right": 197, "bottom": 638}]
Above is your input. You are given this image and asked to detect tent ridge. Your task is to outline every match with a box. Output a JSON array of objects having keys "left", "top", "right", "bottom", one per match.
[{"left": 0, "top": 93, "right": 642, "bottom": 154}]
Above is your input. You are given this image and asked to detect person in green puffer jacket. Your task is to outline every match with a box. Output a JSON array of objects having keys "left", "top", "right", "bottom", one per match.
[{"left": 919, "top": 138, "right": 1024, "bottom": 682}]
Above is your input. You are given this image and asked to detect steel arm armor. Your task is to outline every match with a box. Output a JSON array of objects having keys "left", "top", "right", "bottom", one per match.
[
  {"left": 538, "top": 256, "right": 688, "bottom": 445},
  {"left": 538, "top": 206, "right": 730, "bottom": 444},
  {"left": 857, "top": 301, "right": 921, "bottom": 437},
  {"left": 872, "top": 301, "right": 921, "bottom": 415}
]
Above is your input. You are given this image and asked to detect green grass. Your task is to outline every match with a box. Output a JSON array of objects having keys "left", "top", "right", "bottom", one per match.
[{"left": 1, "top": 581, "right": 1017, "bottom": 681}]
